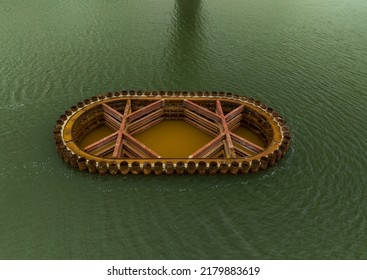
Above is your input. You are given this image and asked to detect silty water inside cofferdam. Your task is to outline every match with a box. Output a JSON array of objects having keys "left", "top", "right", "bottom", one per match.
[{"left": 0, "top": 0, "right": 366, "bottom": 259}]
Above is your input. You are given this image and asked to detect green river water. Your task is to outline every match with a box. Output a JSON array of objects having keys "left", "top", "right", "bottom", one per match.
[{"left": 0, "top": 0, "right": 367, "bottom": 259}]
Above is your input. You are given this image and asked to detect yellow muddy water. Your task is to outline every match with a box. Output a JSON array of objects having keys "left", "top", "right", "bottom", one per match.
[{"left": 134, "top": 120, "right": 213, "bottom": 158}]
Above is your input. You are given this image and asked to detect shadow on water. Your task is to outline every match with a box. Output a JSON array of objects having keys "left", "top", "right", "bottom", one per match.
[{"left": 166, "top": 0, "right": 207, "bottom": 86}]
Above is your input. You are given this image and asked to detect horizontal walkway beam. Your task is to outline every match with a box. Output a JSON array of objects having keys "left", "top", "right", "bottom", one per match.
[
  {"left": 124, "top": 133, "right": 160, "bottom": 158},
  {"left": 216, "top": 100, "right": 235, "bottom": 158},
  {"left": 225, "top": 105, "right": 244, "bottom": 122},
  {"left": 183, "top": 100, "right": 221, "bottom": 123},
  {"left": 128, "top": 100, "right": 164, "bottom": 122},
  {"left": 189, "top": 133, "right": 225, "bottom": 158},
  {"left": 113, "top": 99, "right": 131, "bottom": 158},
  {"left": 84, "top": 131, "right": 118, "bottom": 153},
  {"left": 230, "top": 132, "right": 264, "bottom": 153}
]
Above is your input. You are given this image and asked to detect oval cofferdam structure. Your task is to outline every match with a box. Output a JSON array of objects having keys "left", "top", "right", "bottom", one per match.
[{"left": 53, "top": 91, "right": 291, "bottom": 175}]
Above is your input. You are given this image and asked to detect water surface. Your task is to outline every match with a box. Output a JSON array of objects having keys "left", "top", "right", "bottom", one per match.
[{"left": 0, "top": 0, "right": 367, "bottom": 259}]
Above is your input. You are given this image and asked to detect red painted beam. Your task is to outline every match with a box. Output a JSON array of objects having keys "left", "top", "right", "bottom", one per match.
[
  {"left": 183, "top": 109, "right": 219, "bottom": 134},
  {"left": 183, "top": 100, "right": 221, "bottom": 122},
  {"left": 200, "top": 140, "right": 224, "bottom": 158},
  {"left": 112, "top": 116, "right": 127, "bottom": 158},
  {"left": 112, "top": 99, "right": 131, "bottom": 158},
  {"left": 129, "top": 117, "right": 163, "bottom": 136},
  {"left": 184, "top": 117, "right": 218, "bottom": 138},
  {"left": 233, "top": 145, "right": 251, "bottom": 157},
  {"left": 84, "top": 131, "right": 118, "bottom": 153},
  {"left": 122, "top": 148, "right": 136, "bottom": 159},
  {"left": 211, "top": 149, "right": 225, "bottom": 159},
  {"left": 128, "top": 100, "right": 164, "bottom": 122},
  {"left": 224, "top": 104, "right": 244, "bottom": 122},
  {"left": 95, "top": 144, "right": 115, "bottom": 157},
  {"left": 103, "top": 113, "right": 121, "bottom": 131},
  {"left": 124, "top": 133, "right": 160, "bottom": 158},
  {"left": 102, "top": 103, "right": 123, "bottom": 122},
  {"left": 123, "top": 140, "right": 149, "bottom": 158},
  {"left": 189, "top": 133, "right": 225, "bottom": 158},
  {"left": 227, "top": 114, "right": 242, "bottom": 131},
  {"left": 230, "top": 132, "right": 264, "bottom": 153},
  {"left": 128, "top": 109, "right": 164, "bottom": 132},
  {"left": 216, "top": 100, "right": 235, "bottom": 158},
  {"left": 223, "top": 140, "right": 231, "bottom": 158}
]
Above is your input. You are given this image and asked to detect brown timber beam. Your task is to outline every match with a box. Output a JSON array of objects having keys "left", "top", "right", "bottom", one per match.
[
  {"left": 112, "top": 99, "right": 131, "bottom": 158},
  {"left": 124, "top": 133, "right": 160, "bottom": 158},
  {"left": 123, "top": 141, "right": 148, "bottom": 158},
  {"left": 122, "top": 148, "right": 136, "bottom": 159},
  {"left": 128, "top": 100, "right": 165, "bottom": 122},
  {"left": 233, "top": 145, "right": 252, "bottom": 157},
  {"left": 183, "top": 117, "right": 218, "bottom": 137},
  {"left": 230, "top": 132, "right": 264, "bottom": 153},
  {"left": 102, "top": 103, "right": 123, "bottom": 122},
  {"left": 183, "top": 100, "right": 221, "bottom": 123},
  {"left": 225, "top": 104, "right": 244, "bottom": 122},
  {"left": 216, "top": 100, "right": 236, "bottom": 158},
  {"left": 189, "top": 133, "right": 225, "bottom": 158},
  {"left": 129, "top": 109, "right": 164, "bottom": 132},
  {"left": 223, "top": 140, "right": 231, "bottom": 158},
  {"left": 95, "top": 144, "right": 115, "bottom": 157},
  {"left": 129, "top": 117, "right": 163, "bottom": 136},
  {"left": 183, "top": 109, "right": 219, "bottom": 134},
  {"left": 200, "top": 140, "right": 224, "bottom": 158},
  {"left": 103, "top": 113, "right": 121, "bottom": 131},
  {"left": 227, "top": 114, "right": 242, "bottom": 131},
  {"left": 84, "top": 131, "right": 118, "bottom": 153}
]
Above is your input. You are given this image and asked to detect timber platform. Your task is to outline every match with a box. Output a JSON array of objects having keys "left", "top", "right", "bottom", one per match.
[{"left": 53, "top": 90, "right": 291, "bottom": 175}]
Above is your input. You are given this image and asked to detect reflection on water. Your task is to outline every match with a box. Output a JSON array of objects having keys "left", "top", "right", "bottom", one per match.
[
  {"left": 174, "top": 0, "right": 203, "bottom": 34},
  {"left": 167, "top": 0, "right": 206, "bottom": 84}
]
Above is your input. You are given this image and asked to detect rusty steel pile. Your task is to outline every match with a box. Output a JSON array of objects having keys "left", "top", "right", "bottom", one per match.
[{"left": 53, "top": 90, "right": 291, "bottom": 175}]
